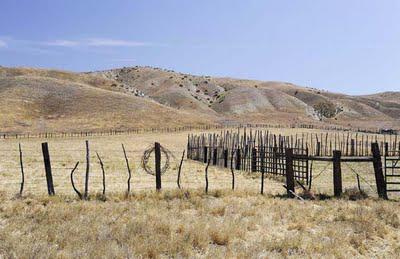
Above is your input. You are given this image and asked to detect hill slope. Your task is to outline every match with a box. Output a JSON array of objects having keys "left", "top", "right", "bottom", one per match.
[
  {"left": 0, "top": 67, "right": 214, "bottom": 133},
  {"left": 0, "top": 66, "right": 399, "bottom": 133},
  {"left": 93, "top": 66, "right": 400, "bottom": 129}
]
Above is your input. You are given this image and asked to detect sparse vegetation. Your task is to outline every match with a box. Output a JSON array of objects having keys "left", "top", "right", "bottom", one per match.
[{"left": 313, "top": 101, "right": 342, "bottom": 120}]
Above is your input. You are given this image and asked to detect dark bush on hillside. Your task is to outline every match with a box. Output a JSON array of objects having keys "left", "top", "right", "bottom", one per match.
[{"left": 313, "top": 101, "right": 341, "bottom": 119}]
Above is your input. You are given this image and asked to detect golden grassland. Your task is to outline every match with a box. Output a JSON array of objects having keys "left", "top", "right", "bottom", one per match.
[
  {"left": 0, "top": 128, "right": 399, "bottom": 258},
  {"left": 1, "top": 190, "right": 400, "bottom": 258}
]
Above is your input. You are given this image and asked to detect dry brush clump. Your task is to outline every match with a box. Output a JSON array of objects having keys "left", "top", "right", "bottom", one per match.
[{"left": 0, "top": 189, "right": 400, "bottom": 258}]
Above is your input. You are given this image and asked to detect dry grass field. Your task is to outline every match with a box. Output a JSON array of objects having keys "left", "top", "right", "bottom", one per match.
[{"left": 0, "top": 128, "right": 399, "bottom": 258}]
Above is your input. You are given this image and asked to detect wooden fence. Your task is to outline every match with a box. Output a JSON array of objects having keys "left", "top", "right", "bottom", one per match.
[
  {"left": 1, "top": 141, "right": 182, "bottom": 199},
  {"left": 187, "top": 129, "right": 400, "bottom": 199},
  {"left": 1, "top": 123, "right": 396, "bottom": 140}
]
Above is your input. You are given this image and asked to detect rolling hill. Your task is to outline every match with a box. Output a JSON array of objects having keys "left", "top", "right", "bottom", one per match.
[{"left": 0, "top": 65, "right": 399, "bottom": 133}]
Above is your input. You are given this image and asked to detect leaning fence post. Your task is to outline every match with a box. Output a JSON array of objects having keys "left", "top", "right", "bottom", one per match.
[
  {"left": 371, "top": 143, "right": 388, "bottom": 199},
  {"left": 155, "top": 142, "right": 162, "bottom": 190},
  {"left": 333, "top": 150, "right": 342, "bottom": 197},
  {"left": 41, "top": 142, "right": 55, "bottom": 195},
  {"left": 285, "top": 148, "right": 295, "bottom": 198}
]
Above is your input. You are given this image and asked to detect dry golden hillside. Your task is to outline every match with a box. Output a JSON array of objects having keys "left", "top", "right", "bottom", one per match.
[
  {"left": 0, "top": 67, "right": 214, "bottom": 133},
  {"left": 0, "top": 66, "right": 399, "bottom": 133},
  {"left": 95, "top": 66, "right": 400, "bottom": 129}
]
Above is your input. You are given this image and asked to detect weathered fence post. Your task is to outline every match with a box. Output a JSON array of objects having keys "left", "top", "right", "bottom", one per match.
[
  {"left": 205, "top": 158, "right": 211, "bottom": 193},
  {"left": 230, "top": 151, "right": 235, "bottom": 190},
  {"left": 251, "top": 148, "right": 257, "bottom": 172},
  {"left": 371, "top": 143, "right": 388, "bottom": 199},
  {"left": 122, "top": 144, "right": 132, "bottom": 195},
  {"left": 235, "top": 148, "right": 241, "bottom": 170},
  {"left": 84, "top": 140, "right": 90, "bottom": 199},
  {"left": 333, "top": 150, "right": 342, "bottom": 197},
  {"left": 203, "top": 146, "right": 208, "bottom": 163},
  {"left": 350, "top": 139, "right": 355, "bottom": 156},
  {"left": 213, "top": 148, "right": 217, "bottom": 166},
  {"left": 18, "top": 143, "right": 25, "bottom": 196},
  {"left": 273, "top": 147, "right": 278, "bottom": 174},
  {"left": 41, "top": 142, "right": 55, "bottom": 196},
  {"left": 223, "top": 149, "right": 228, "bottom": 168},
  {"left": 96, "top": 152, "right": 106, "bottom": 197},
  {"left": 316, "top": 142, "right": 321, "bottom": 156},
  {"left": 384, "top": 142, "right": 389, "bottom": 157},
  {"left": 285, "top": 148, "right": 295, "bottom": 198},
  {"left": 177, "top": 150, "right": 185, "bottom": 189},
  {"left": 155, "top": 142, "right": 162, "bottom": 190},
  {"left": 260, "top": 147, "right": 265, "bottom": 195}
]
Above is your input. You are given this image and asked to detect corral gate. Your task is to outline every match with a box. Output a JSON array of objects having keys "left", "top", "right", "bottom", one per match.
[
  {"left": 384, "top": 144, "right": 400, "bottom": 193},
  {"left": 259, "top": 146, "right": 309, "bottom": 185}
]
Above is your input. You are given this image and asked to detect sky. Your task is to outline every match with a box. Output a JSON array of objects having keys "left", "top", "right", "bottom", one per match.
[{"left": 0, "top": 0, "right": 399, "bottom": 95}]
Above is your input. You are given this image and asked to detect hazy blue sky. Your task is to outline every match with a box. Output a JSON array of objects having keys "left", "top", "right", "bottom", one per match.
[{"left": 1, "top": 0, "right": 399, "bottom": 94}]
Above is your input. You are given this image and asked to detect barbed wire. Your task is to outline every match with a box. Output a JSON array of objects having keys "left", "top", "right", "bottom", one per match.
[{"left": 141, "top": 144, "right": 176, "bottom": 176}]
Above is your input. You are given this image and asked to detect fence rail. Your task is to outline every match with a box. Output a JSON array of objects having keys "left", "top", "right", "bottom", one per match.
[{"left": 1, "top": 123, "right": 397, "bottom": 140}]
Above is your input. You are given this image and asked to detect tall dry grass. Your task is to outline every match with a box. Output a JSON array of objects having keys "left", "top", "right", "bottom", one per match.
[
  {"left": 0, "top": 189, "right": 399, "bottom": 258},
  {"left": 0, "top": 129, "right": 399, "bottom": 258}
]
